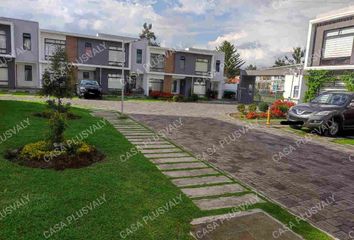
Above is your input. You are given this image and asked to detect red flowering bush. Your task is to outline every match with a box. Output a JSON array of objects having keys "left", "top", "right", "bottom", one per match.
[
  {"left": 270, "top": 100, "right": 295, "bottom": 118},
  {"left": 150, "top": 91, "right": 174, "bottom": 99},
  {"left": 246, "top": 112, "right": 258, "bottom": 119}
]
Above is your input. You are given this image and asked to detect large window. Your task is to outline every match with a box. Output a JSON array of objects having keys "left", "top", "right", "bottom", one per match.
[
  {"left": 136, "top": 49, "right": 143, "bottom": 64},
  {"left": 195, "top": 58, "right": 209, "bottom": 74},
  {"left": 109, "top": 46, "right": 124, "bottom": 66},
  {"left": 180, "top": 56, "right": 186, "bottom": 70},
  {"left": 23, "top": 33, "right": 31, "bottom": 51},
  {"left": 44, "top": 38, "right": 66, "bottom": 60},
  {"left": 108, "top": 73, "right": 123, "bottom": 89},
  {"left": 0, "top": 63, "right": 8, "bottom": 85},
  {"left": 25, "top": 65, "right": 32, "bottom": 81},
  {"left": 149, "top": 79, "right": 163, "bottom": 92},
  {"left": 323, "top": 27, "right": 354, "bottom": 59},
  {"left": 0, "top": 30, "right": 6, "bottom": 54},
  {"left": 150, "top": 54, "right": 165, "bottom": 72}
]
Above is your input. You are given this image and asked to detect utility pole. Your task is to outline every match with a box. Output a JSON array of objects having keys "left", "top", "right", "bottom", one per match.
[{"left": 121, "top": 41, "right": 125, "bottom": 115}]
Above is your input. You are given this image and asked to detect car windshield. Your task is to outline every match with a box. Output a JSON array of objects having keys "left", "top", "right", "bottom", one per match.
[
  {"left": 81, "top": 80, "right": 99, "bottom": 86},
  {"left": 311, "top": 93, "right": 349, "bottom": 106}
]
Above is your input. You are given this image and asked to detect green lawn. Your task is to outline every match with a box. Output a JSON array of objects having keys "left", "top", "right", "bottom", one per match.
[
  {"left": 0, "top": 100, "right": 333, "bottom": 240},
  {"left": 0, "top": 100, "right": 200, "bottom": 240},
  {"left": 333, "top": 138, "right": 354, "bottom": 145}
]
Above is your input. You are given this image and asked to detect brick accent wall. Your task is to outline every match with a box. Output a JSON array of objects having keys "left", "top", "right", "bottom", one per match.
[
  {"left": 66, "top": 36, "right": 78, "bottom": 63},
  {"left": 163, "top": 75, "right": 173, "bottom": 93}
]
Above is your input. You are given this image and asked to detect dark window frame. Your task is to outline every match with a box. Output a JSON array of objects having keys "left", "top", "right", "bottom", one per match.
[
  {"left": 23, "top": 33, "right": 31, "bottom": 51},
  {"left": 0, "top": 30, "right": 7, "bottom": 54},
  {"left": 83, "top": 72, "right": 90, "bottom": 79},
  {"left": 216, "top": 60, "right": 221, "bottom": 72},
  {"left": 150, "top": 53, "right": 165, "bottom": 72},
  {"left": 44, "top": 38, "right": 66, "bottom": 60},
  {"left": 85, "top": 42, "right": 93, "bottom": 56},
  {"left": 24, "top": 65, "right": 32, "bottom": 81},
  {"left": 136, "top": 49, "right": 143, "bottom": 64}
]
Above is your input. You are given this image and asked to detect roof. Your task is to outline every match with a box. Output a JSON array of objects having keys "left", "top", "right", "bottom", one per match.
[
  {"left": 311, "top": 5, "right": 354, "bottom": 24},
  {"left": 40, "top": 29, "right": 137, "bottom": 43},
  {"left": 242, "top": 64, "right": 303, "bottom": 76}
]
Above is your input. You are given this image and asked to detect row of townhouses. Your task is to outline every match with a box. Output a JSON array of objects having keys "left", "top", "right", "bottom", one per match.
[
  {"left": 0, "top": 17, "right": 225, "bottom": 99},
  {"left": 240, "top": 6, "right": 354, "bottom": 104}
]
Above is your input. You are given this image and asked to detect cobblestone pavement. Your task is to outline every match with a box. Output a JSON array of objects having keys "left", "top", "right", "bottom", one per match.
[{"left": 131, "top": 114, "right": 354, "bottom": 240}]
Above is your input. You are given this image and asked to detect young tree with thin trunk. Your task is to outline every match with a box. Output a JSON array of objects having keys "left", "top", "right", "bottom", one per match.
[{"left": 216, "top": 41, "right": 245, "bottom": 78}]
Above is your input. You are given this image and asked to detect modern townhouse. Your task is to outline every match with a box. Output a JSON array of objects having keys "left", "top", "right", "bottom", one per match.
[
  {"left": 130, "top": 42, "right": 225, "bottom": 99},
  {"left": 304, "top": 6, "right": 354, "bottom": 92},
  {"left": 0, "top": 17, "right": 39, "bottom": 89},
  {"left": 0, "top": 16, "right": 226, "bottom": 99},
  {"left": 39, "top": 30, "right": 136, "bottom": 92}
]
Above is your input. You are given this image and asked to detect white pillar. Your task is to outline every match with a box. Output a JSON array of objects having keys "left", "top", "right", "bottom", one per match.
[{"left": 217, "top": 81, "right": 223, "bottom": 100}]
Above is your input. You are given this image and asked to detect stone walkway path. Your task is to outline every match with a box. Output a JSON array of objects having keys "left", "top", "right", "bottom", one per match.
[
  {"left": 93, "top": 110, "right": 263, "bottom": 212},
  {"left": 92, "top": 110, "right": 307, "bottom": 240}
]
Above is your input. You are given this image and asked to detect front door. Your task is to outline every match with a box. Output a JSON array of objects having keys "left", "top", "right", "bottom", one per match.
[{"left": 180, "top": 79, "right": 186, "bottom": 96}]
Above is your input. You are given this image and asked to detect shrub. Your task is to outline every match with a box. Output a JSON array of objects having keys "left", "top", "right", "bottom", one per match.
[
  {"left": 172, "top": 95, "right": 184, "bottom": 102},
  {"left": 258, "top": 102, "right": 269, "bottom": 112},
  {"left": 237, "top": 104, "right": 246, "bottom": 115},
  {"left": 248, "top": 104, "right": 257, "bottom": 112},
  {"left": 190, "top": 94, "right": 199, "bottom": 102}
]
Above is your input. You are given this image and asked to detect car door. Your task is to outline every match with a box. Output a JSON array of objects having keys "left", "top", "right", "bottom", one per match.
[{"left": 343, "top": 98, "right": 354, "bottom": 128}]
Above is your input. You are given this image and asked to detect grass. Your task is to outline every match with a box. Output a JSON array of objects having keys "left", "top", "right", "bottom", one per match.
[
  {"left": 0, "top": 100, "right": 333, "bottom": 240},
  {"left": 333, "top": 138, "right": 354, "bottom": 145}
]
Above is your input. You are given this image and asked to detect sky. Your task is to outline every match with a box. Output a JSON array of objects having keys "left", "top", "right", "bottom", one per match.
[{"left": 1, "top": 0, "right": 353, "bottom": 67}]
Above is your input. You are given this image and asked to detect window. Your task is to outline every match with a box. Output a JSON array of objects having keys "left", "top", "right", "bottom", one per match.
[
  {"left": 149, "top": 79, "right": 163, "bottom": 92},
  {"left": 109, "top": 46, "right": 124, "bottom": 66},
  {"left": 0, "top": 30, "right": 6, "bottom": 54},
  {"left": 292, "top": 86, "right": 299, "bottom": 98},
  {"left": 108, "top": 73, "right": 123, "bottom": 89},
  {"left": 136, "top": 49, "right": 143, "bottom": 64},
  {"left": 24, "top": 65, "right": 32, "bottom": 81},
  {"left": 85, "top": 42, "right": 92, "bottom": 57},
  {"left": 83, "top": 72, "right": 90, "bottom": 79},
  {"left": 323, "top": 27, "right": 354, "bottom": 59},
  {"left": 0, "top": 63, "right": 8, "bottom": 85},
  {"left": 180, "top": 56, "right": 186, "bottom": 69},
  {"left": 216, "top": 60, "right": 221, "bottom": 72},
  {"left": 193, "top": 79, "right": 206, "bottom": 95},
  {"left": 195, "top": 58, "right": 209, "bottom": 74},
  {"left": 150, "top": 54, "right": 165, "bottom": 72},
  {"left": 172, "top": 80, "right": 178, "bottom": 93},
  {"left": 44, "top": 38, "right": 66, "bottom": 60},
  {"left": 23, "top": 33, "right": 31, "bottom": 51}
]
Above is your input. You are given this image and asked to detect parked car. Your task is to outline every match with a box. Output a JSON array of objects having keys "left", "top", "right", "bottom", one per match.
[
  {"left": 286, "top": 92, "right": 354, "bottom": 136},
  {"left": 76, "top": 80, "right": 103, "bottom": 99}
]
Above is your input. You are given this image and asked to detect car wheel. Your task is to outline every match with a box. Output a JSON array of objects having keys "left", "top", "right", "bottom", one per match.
[
  {"left": 324, "top": 118, "right": 341, "bottom": 137},
  {"left": 290, "top": 125, "right": 302, "bottom": 130}
]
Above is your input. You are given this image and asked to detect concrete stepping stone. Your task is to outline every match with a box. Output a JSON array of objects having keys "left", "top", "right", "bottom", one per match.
[
  {"left": 190, "top": 210, "right": 304, "bottom": 240},
  {"left": 181, "top": 184, "right": 245, "bottom": 198},
  {"left": 172, "top": 176, "right": 232, "bottom": 187},
  {"left": 193, "top": 193, "right": 264, "bottom": 210},
  {"left": 144, "top": 152, "right": 190, "bottom": 159},
  {"left": 151, "top": 157, "right": 199, "bottom": 164},
  {"left": 141, "top": 148, "right": 181, "bottom": 154},
  {"left": 163, "top": 168, "right": 219, "bottom": 178},
  {"left": 125, "top": 136, "right": 158, "bottom": 140},
  {"left": 158, "top": 162, "right": 208, "bottom": 170},
  {"left": 130, "top": 141, "right": 169, "bottom": 145},
  {"left": 123, "top": 133, "right": 156, "bottom": 136},
  {"left": 134, "top": 144, "right": 175, "bottom": 149}
]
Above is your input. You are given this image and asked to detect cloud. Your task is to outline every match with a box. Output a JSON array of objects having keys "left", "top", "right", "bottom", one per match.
[{"left": 208, "top": 31, "right": 248, "bottom": 48}]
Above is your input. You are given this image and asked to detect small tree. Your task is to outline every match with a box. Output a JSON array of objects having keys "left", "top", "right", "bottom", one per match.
[
  {"left": 245, "top": 64, "right": 257, "bottom": 70},
  {"left": 216, "top": 41, "right": 245, "bottom": 78},
  {"left": 41, "top": 47, "right": 75, "bottom": 146},
  {"left": 139, "top": 23, "right": 159, "bottom": 46}
]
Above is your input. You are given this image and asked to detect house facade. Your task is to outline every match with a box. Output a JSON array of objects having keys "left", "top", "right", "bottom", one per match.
[
  {"left": 0, "top": 17, "right": 225, "bottom": 99},
  {"left": 304, "top": 6, "right": 354, "bottom": 92},
  {"left": 0, "top": 17, "right": 39, "bottom": 89}
]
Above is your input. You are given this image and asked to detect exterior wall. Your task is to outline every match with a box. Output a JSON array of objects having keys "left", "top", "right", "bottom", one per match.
[
  {"left": 77, "top": 38, "right": 111, "bottom": 66},
  {"left": 131, "top": 39, "right": 148, "bottom": 74},
  {"left": 163, "top": 75, "right": 173, "bottom": 93},
  {"left": 311, "top": 17, "right": 354, "bottom": 67},
  {"left": 7, "top": 61, "right": 15, "bottom": 89},
  {"left": 283, "top": 75, "right": 306, "bottom": 103},
  {"left": 39, "top": 32, "right": 66, "bottom": 62},
  {"left": 16, "top": 63, "right": 38, "bottom": 88},
  {"left": 66, "top": 36, "right": 78, "bottom": 62},
  {"left": 174, "top": 52, "right": 212, "bottom": 76},
  {"left": 100, "top": 68, "right": 123, "bottom": 93},
  {"left": 213, "top": 52, "right": 225, "bottom": 82}
]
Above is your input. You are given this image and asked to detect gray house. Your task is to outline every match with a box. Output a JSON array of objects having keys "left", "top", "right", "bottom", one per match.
[{"left": 0, "top": 17, "right": 39, "bottom": 89}]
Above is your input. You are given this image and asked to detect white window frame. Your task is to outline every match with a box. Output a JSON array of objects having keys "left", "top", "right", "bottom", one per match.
[
  {"left": 323, "top": 27, "right": 354, "bottom": 59},
  {"left": 108, "top": 73, "right": 123, "bottom": 89}
]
